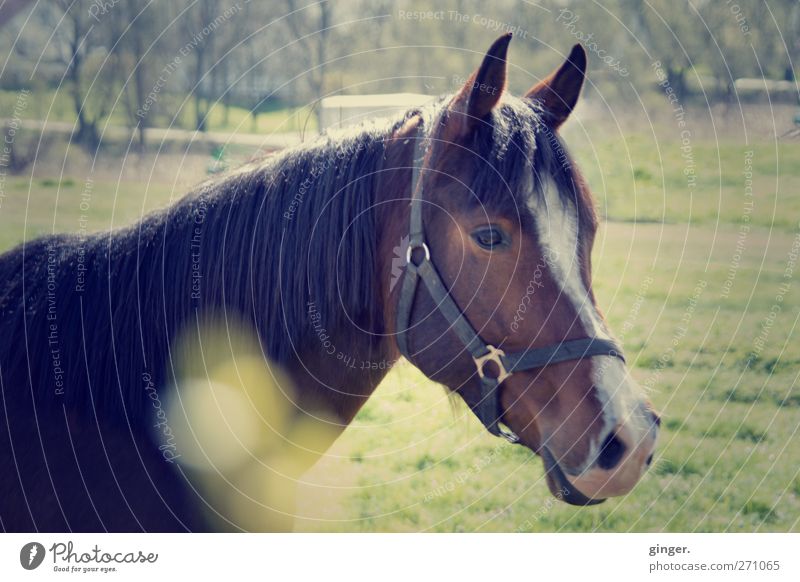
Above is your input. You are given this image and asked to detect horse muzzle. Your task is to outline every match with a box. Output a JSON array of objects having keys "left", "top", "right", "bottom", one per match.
[
  {"left": 539, "top": 409, "right": 660, "bottom": 505},
  {"left": 541, "top": 447, "right": 606, "bottom": 506}
]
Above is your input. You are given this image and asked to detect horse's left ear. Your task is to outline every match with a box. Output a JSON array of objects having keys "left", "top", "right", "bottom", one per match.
[
  {"left": 525, "top": 44, "right": 587, "bottom": 129},
  {"left": 447, "top": 33, "right": 511, "bottom": 138}
]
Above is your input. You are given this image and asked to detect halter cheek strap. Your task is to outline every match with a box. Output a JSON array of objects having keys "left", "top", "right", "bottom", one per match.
[{"left": 395, "top": 123, "right": 625, "bottom": 443}]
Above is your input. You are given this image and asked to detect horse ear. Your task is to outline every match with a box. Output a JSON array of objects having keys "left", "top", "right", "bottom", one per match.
[
  {"left": 525, "top": 44, "right": 587, "bottom": 129},
  {"left": 447, "top": 33, "right": 511, "bottom": 137}
]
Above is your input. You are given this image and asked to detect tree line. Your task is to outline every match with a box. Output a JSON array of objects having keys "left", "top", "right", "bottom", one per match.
[{"left": 1, "top": 0, "right": 797, "bottom": 150}]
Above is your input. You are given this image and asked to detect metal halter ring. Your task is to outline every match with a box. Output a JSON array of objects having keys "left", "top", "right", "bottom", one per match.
[
  {"left": 406, "top": 241, "right": 430, "bottom": 267},
  {"left": 474, "top": 345, "right": 511, "bottom": 384}
]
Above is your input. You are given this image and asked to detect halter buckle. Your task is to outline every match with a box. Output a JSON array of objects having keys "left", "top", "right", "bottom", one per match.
[
  {"left": 496, "top": 423, "right": 520, "bottom": 443},
  {"left": 406, "top": 241, "right": 430, "bottom": 267},
  {"left": 474, "top": 345, "right": 511, "bottom": 384}
]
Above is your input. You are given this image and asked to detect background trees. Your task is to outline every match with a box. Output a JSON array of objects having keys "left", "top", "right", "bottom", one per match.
[{"left": 1, "top": 0, "right": 797, "bottom": 150}]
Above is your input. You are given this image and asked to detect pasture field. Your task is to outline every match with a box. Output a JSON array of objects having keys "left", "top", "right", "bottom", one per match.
[{"left": 1, "top": 128, "right": 798, "bottom": 532}]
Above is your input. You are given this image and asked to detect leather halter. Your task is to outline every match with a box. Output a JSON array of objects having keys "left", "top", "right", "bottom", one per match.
[{"left": 395, "top": 122, "right": 625, "bottom": 443}]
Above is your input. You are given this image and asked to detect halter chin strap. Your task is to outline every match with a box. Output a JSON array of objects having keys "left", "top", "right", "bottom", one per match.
[{"left": 395, "top": 122, "right": 625, "bottom": 443}]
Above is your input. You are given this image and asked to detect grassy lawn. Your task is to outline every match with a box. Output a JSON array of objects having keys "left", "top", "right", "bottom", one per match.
[
  {"left": 563, "top": 125, "right": 800, "bottom": 231},
  {"left": 0, "top": 175, "right": 178, "bottom": 251},
  {"left": 1, "top": 132, "right": 797, "bottom": 532}
]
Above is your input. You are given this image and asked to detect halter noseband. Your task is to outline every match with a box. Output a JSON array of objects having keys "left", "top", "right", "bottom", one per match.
[{"left": 395, "top": 121, "right": 625, "bottom": 443}]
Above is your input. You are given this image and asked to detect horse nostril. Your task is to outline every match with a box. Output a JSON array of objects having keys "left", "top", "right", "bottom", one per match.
[
  {"left": 597, "top": 432, "right": 627, "bottom": 471},
  {"left": 646, "top": 453, "right": 654, "bottom": 466},
  {"left": 652, "top": 411, "right": 661, "bottom": 427}
]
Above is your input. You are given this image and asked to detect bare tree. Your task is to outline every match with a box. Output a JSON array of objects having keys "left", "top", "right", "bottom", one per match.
[
  {"left": 208, "top": 1, "right": 256, "bottom": 128},
  {"left": 790, "top": 1, "right": 800, "bottom": 82},
  {"left": 180, "top": 0, "right": 220, "bottom": 132},
  {"left": 0, "top": 0, "right": 33, "bottom": 29},
  {"left": 177, "top": 0, "right": 249, "bottom": 131},
  {"left": 47, "top": 0, "right": 115, "bottom": 150},
  {"left": 109, "top": 2, "right": 166, "bottom": 151},
  {"left": 284, "top": 0, "right": 333, "bottom": 128}
]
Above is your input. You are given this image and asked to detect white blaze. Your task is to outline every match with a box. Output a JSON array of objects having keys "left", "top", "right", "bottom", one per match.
[{"left": 528, "top": 177, "right": 642, "bottom": 462}]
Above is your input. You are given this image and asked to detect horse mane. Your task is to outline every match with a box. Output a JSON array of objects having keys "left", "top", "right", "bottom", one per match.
[{"left": 0, "top": 111, "right": 416, "bottom": 418}]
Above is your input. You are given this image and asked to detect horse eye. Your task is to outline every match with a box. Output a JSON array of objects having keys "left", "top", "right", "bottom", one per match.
[{"left": 471, "top": 226, "right": 508, "bottom": 250}]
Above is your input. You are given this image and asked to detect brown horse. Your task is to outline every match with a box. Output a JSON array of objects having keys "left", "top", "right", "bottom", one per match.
[{"left": 0, "top": 34, "right": 658, "bottom": 531}]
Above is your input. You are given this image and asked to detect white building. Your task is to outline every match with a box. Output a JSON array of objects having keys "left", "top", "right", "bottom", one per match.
[{"left": 319, "top": 93, "right": 435, "bottom": 130}]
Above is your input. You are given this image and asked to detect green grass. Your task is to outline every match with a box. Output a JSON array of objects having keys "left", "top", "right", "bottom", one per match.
[
  {"left": 562, "top": 125, "right": 800, "bottom": 231},
  {"left": 0, "top": 175, "right": 178, "bottom": 251},
  {"left": 1, "top": 129, "right": 798, "bottom": 532}
]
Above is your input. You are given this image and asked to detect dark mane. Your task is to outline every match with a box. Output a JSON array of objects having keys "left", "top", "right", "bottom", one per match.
[{"left": 0, "top": 111, "right": 413, "bottom": 419}]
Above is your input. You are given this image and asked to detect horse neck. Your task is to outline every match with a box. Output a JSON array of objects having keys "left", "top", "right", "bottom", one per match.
[
  {"left": 374, "top": 118, "right": 420, "bottom": 362},
  {"left": 223, "top": 122, "right": 416, "bottom": 429},
  {"left": 290, "top": 123, "right": 416, "bottom": 429}
]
